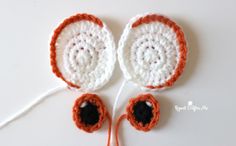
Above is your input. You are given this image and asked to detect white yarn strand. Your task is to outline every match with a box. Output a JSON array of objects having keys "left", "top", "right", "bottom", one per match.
[
  {"left": 0, "top": 86, "right": 66, "bottom": 129},
  {"left": 112, "top": 80, "right": 127, "bottom": 120},
  {"left": 111, "top": 80, "right": 127, "bottom": 146}
]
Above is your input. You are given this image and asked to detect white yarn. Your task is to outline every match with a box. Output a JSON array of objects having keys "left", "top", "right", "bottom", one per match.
[
  {"left": 110, "top": 80, "right": 127, "bottom": 146},
  {"left": 118, "top": 13, "right": 181, "bottom": 91},
  {"left": 112, "top": 80, "right": 127, "bottom": 120},
  {"left": 0, "top": 86, "right": 65, "bottom": 129},
  {"left": 56, "top": 20, "right": 116, "bottom": 91}
]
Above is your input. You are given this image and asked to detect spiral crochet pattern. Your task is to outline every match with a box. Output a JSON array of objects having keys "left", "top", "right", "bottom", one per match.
[
  {"left": 118, "top": 13, "right": 187, "bottom": 90},
  {"left": 50, "top": 13, "right": 116, "bottom": 91}
]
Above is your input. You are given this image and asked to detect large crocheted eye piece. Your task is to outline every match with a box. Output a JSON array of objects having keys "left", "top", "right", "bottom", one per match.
[
  {"left": 50, "top": 13, "right": 116, "bottom": 91},
  {"left": 126, "top": 94, "right": 160, "bottom": 131},
  {"left": 118, "top": 13, "right": 187, "bottom": 90},
  {"left": 73, "top": 93, "right": 107, "bottom": 133}
]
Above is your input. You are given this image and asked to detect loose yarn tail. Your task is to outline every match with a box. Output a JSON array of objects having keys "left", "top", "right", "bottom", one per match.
[
  {"left": 111, "top": 80, "right": 126, "bottom": 146},
  {"left": 0, "top": 86, "right": 66, "bottom": 129},
  {"left": 112, "top": 80, "right": 127, "bottom": 120},
  {"left": 106, "top": 113, "right": 112, "bottom": 146},
  {"left": 115, "top": 114, "right": 127, "bottom": 146}
]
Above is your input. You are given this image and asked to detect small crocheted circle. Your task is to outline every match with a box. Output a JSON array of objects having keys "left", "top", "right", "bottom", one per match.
[
  {"left": 126, "top": 94, "right": 160, "bottom": 131},
  {"left": 72, "top": 93, "right": 107, "bottom": 133},
  {"left": 50, "top": 13, "right": 116, "bottom": 91},
  {"left": 118, "top": 13, "right": 187, "bottom": 90}
]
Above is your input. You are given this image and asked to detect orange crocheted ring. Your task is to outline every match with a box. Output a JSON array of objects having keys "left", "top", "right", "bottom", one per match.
[
  {"left": 72, "top": 93, "right": 107, "bottom": 133},
  {"left": 126, "top": 94, "right": 160, "bottom": 131}
]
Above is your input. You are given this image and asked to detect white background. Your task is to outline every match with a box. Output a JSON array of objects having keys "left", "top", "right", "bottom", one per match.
[{"left": 0, "top": 0, "right": 235, "bottom": 145}]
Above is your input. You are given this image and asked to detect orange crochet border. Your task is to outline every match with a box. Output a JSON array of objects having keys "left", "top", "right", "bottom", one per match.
[
  {"left": 72, "top": 93, "right": 107, "bottom": 133},
  {"left": 50, "top": 13, "right": 103, "bottom": 89},
  {"left": 115, "top": 94, "right": 160, "bottom": 146},
  {"left": 126, "top": 94, "right": 160, "bottom": 131},
  {"left": 132, "top": 14, "right": 187, "bottom": 89}
]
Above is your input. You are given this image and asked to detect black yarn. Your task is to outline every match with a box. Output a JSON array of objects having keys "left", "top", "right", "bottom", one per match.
[
  {"left": 79, "top": 102, "right": 99, "bottom": 126},
  {"left": 133, "top": 101, "right": 153, "bottom": 125}
]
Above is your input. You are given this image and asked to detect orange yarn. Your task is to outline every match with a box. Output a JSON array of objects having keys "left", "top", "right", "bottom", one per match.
[
  {"left": 115, "top": 94, "right": 160, "bottom": 146},
  {"left": 50, "top": 13, "right": 104, "bottom": 89},
  {"left": 115, "top": 114, "right": 127, "bottom": 146},
  {"left": 132, "top": 14, "right": 187, "bottom": 89},
  {"left": 72, "top": 93, "right": 112, "bottom": 146}
]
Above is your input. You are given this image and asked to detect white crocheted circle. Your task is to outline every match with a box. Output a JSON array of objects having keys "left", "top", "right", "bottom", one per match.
[
  {"left": 55, "top": 20, "right": 116, "bottom": 91},
  {"left": 118, "top": 14, "right": 184, "bottom": 91}
]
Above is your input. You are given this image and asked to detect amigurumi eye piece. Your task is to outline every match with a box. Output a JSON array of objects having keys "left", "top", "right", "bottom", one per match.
[
  {"left": 126, "top": 94, "right": 160, "bottom": 131},
  {"left": 50, "top": 13, "right": 116, "bottom": 91},
  {"left": 118, "top": 13, "right": 187, "bottom": 90},
  {"left": 73, "top": 93, "right": 108, "bottom": 133},
  {"left": 114, "top": 93, "right": 160, "bottom": 146}
]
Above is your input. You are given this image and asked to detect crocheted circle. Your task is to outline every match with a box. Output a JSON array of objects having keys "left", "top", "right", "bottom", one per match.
[
  {"left": 50, "top": 13, "right": 116, "bottom": 91},
  {"left": 72, "top": 93, "right": 107, "bottom": 133},
  {"left": 118, "top": 13, "right": 187, "bottom": 90},
  {"left": 126, "top": 94, "right": 160, "bottom": 131}
]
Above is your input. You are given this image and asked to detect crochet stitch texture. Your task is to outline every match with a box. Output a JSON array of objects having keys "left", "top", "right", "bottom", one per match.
[
  {"left": 118, "top": 13, "right": 187, "bottom": 90},
  {"left": 50, "top": 14, "right": 116, "bottom": 91}
]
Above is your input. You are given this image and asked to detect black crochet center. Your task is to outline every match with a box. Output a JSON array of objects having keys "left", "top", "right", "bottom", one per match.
[
  {"left": 133, "top": 101, "right": 153, "bottom": 125},
  {"left": 79, "top": 102, "right": 100, "bottom": 126}
]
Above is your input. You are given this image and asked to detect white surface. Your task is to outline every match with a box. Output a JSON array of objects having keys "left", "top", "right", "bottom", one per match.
[{"left": 0, "top": 0, "right": 235, "bottom": 146}]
